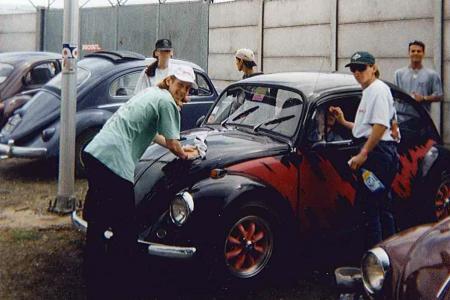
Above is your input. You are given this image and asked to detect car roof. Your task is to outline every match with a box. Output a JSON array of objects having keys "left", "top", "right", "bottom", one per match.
[
  {"left": 0, "top": 51, "right": 61, "bottom": 65},
  {"left": 79, "top": 50, "right": 205, "bottom": 74},
  {"left": 236, "top": 72, "right": 361, "bottom": 99}
]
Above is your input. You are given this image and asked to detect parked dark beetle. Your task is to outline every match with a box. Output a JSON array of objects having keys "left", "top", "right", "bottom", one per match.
[
  {"left": 0, "top": 51, "right": 61, "bottom": 127},
  {"left": 337, "top": 215, "right": 450, "bottom": 300},
  {"left": 0, "top": 51, "right": 218, "bottom": 175},
  {"left": 73, "top": 72, "right": 450, "bottom": 287}
]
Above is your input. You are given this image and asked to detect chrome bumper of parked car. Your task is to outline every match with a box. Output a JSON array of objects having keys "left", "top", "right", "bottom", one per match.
[
  {"left": 71, "top": 211, "right": 196, "bottom": 259},
  {"left": 0, "top": 140, "right": 47, "bottom": 159}
]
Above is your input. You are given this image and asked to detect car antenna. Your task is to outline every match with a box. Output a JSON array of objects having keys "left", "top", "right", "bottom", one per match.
[{"left": 311, "top": 57, "right": 326, "bottom": 97}]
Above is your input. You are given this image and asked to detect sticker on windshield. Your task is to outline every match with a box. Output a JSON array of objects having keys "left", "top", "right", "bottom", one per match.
[{"left": 252, "top": 94, "right": 264, "bottom": 101}]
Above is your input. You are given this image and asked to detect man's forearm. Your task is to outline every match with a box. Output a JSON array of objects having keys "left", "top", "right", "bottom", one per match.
[
  {"left": 426, "top": 94, "right": 443, "bottom": 102},
  {"left": 342, "top": 120, "right": 354, "bottom": 130},
  {"left": 361, "top": 124, "right": 387, "bottom": 154},
  {"left": 165, "top": 139, "right": 188, "bottom": 159},
  {"left": 153, "top": 134, "right": 167, "bottom": 147}
]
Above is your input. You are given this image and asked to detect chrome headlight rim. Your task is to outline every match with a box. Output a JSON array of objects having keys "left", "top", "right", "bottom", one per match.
[
  {"left": 361, "top": 247, "right": 391, "bottom": 295},
  {"left": 169, "top": 192, "right": 194, "bottom": 226}
]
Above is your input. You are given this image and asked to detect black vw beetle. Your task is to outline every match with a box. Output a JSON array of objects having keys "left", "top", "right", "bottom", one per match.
[
  {"left": 74, "top": 72, "right": 450, "bottom": 287},
  {"left": 0, "top": 51, "right": 217, "bottom": 174}
]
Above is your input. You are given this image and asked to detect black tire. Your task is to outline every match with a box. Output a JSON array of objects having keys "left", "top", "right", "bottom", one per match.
[
  {"left": 75, "top": 128, "right": 100, "bottom": 177},
  {"left": 205, "top": 201, "right": 291, "bottom": 290}
]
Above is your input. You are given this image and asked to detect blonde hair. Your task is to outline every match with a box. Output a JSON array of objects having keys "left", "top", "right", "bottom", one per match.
[
  {"left": 157, "top": 75, "right": 175, "bottom": 90},
  {"left": 371, "top": 64, "right": 380, "bottom": 78}
]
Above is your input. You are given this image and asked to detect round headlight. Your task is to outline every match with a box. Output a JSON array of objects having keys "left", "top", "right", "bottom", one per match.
[
  {"left": 361, "top": 247, "right": 390, "bottom": 295},
  {"left": 169, "top": 192, "right": 194, "bottom": 226}
]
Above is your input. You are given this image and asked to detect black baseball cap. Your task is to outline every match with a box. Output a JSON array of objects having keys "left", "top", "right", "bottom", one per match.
[
  {"left": 154, "top": 39, "right": 173, "bottom": 51},
  {"left": 345, "top": 51, "right": 375, "bottom": 67}
]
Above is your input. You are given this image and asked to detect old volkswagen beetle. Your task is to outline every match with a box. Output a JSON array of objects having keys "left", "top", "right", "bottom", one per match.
[
  {"left": 359, "top": 215, "right": 450, "bottom": 300},
  {"left": 0, "top": 51, "right": 61, "bottom": 126},
  {"left": 74, "top": 72, "right": 450, "bottom": 286},
  {"left": 0, "top": 50, "right": 217, "bottom": 174}
]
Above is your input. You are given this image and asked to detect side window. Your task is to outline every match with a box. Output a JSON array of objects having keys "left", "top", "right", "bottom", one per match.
[
  {"left": 24, "top": 62, "right": 58, "bottom": 86},
  {"left": 191, "top": 73, "right": 212, "bottom": 96},
  {"left": 394, "top": 94, "right": 429, "bottom": 140},
  {"left": 109, "top": 71, "right": 141, "bottom": 101},
  {"left": 307, "top": 96, "right": 360, "bottom": 143}
]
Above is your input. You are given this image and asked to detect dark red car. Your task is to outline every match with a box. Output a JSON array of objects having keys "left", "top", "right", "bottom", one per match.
[
  {"left": 0, "top": 51, "right": 61, "bottom": 126},
  {"left": 73, "top": 72, "right": 450, "bottom": 287},
  {"left": 360, "top": 216, "right": 450, "bottom": 299}
]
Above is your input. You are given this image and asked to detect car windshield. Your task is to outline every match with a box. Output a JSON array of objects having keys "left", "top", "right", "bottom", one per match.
[
  {"left": 0, "top": 63, "right": 14, "bottom": 84},
  {"left": 47, "top": 66, "right": 90, "bottom": 89},
  {"left": 206, "top": 85, "right": 303, "bottom": 138}
]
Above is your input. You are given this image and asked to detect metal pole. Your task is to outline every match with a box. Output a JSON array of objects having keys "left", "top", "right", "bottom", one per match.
[{"left": 49, "top": 0, "right": 79, "bottom": 214}]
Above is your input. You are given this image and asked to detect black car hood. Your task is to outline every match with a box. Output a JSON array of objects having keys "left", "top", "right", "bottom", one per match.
[{"left": 134, "top": 127, "right": 290, "bottom": 204}]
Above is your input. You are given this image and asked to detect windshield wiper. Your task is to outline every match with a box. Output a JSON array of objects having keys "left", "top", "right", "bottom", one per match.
[
  {"left": 221, "top": 105, "right": 259, "bottom": 127},
  {"left": 253, "top": 114, "right": 296, "bottom": 132}
]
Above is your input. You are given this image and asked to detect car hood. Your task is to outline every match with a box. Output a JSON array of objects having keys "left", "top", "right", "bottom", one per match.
[{"left": 134, "top": 127, "right": 290, "bottom": 205}]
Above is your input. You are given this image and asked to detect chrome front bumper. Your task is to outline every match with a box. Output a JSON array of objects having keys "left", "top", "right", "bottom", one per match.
[
  {"left": 71, "top": 211, "right": 196, "bottom": 259},
  {"left": 0, "top": 140, "right": 47, "bottom": 159}
]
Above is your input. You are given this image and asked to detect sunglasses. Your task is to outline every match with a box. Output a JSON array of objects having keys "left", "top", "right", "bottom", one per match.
[{"left": 349, "top": 64, "right": 368, "bottom": 73}]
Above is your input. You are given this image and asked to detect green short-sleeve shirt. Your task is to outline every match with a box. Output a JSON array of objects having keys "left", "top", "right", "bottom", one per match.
[{"left": 85, "top": 87, "right": 180, "bottom": 182}]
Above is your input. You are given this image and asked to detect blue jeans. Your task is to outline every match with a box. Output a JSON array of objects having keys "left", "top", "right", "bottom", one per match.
[{"left": 359, "top": 142, "right": 399, "bottom": 249}]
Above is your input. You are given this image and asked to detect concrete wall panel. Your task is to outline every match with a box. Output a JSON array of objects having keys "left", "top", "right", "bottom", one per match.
[
  {"left": 209, "top": 27, "right": 259, "bottom": 54},
  {"left": 265, "top": 0, "right": 330, "bottom": 28},
  {"left": 209, "top": 0, "right": 260, "bottom": 28},
  {"left": 445, "top": 21, "right": 450, "bottom": 61},
  {"left": 0, "top": 13, "right": 37, "bottom": 33},
  {"left": 264, "top": 57, "right": 331, "bottom": 73},
  {"left": 338, "top": 19, "right": 434, "bottom": 59},
  {"left": 0, "top": 33, "right": 36, "bottom": 52},
  {"left": 0, "top": 13, "right": 37, "bottom": 52},
  {"left": 264, "top": 25, "right": 330, "bottom": 57},
  {"left": 445, "top": 2, "right": 450, "bottom": 18},
  {"left": 208, "top": 53, "right": 245, "bottom": 81},
  {"left": 339, "top": 0, "right": 432, "bottom": 23}
]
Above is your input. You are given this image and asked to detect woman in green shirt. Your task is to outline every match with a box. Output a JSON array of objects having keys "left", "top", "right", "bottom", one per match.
[{"left": 82, "top": 65, "right": 198, "bottom": 299}]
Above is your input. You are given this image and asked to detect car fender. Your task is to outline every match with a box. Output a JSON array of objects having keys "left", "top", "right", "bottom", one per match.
[
  {"left": 74, "top": 108, "right": 113, "bottom": 136},
  {"left": 188, "top": 173, "right": 296, "bottom": 232}
]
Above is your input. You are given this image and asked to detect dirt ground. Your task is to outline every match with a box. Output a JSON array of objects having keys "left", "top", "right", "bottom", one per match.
[{"left": 0, "top": 158, "right": 338, "bottom": 300}]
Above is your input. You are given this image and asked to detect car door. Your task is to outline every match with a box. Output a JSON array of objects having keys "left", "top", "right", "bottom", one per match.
[
  {"left": 180, "top": 71, "right": 217, "bottom": 131},
  {"left": 298, "top": 93, "right": 363, "bottom": 240}
]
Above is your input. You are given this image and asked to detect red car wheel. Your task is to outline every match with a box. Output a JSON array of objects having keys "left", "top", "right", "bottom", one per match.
[
  {"left": 223, "top": 215, "right": 274, "bottom": 279},
  {"left": 434, "top": 175, "right": 450, "bottom": 220}
]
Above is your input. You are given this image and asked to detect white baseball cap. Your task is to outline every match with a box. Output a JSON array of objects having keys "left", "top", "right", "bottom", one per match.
[
  {"left": 235, "top": 48, "right": 257, "bottom": 66},
  {"left": 170, "top": 65, "right": 198, "bottom": 89}
]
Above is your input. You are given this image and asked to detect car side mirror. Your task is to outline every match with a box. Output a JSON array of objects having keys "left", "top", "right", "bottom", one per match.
[{"left": 196, "top": 115, "right": 205, "bottom": 127}]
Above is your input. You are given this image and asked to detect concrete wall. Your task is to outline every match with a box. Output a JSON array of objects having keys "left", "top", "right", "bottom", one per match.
[
  {"left": 208, "top": 0, "right": 263, "bottom": 89},
  {"left": 0, "top": 13, "right": 38, "bottom": 52}
]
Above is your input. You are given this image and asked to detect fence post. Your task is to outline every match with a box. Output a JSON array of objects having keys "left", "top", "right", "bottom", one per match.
[{"left": 434, "top": 0, "right": 444, "bottom": 137}]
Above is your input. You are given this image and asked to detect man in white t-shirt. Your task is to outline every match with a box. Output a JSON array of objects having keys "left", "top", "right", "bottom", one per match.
[{"left": 330, "top": 51, "right": 399, "bottom": 249}]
